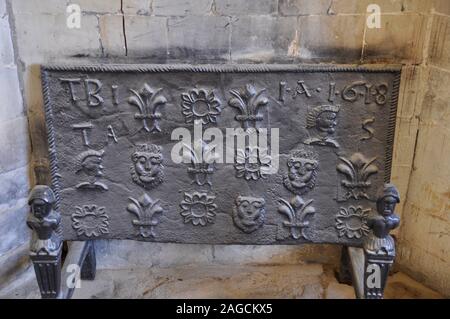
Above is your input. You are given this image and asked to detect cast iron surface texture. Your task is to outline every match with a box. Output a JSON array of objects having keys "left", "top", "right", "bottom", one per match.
[{"left": 41, "top": 64, "right": 401, "bottom": 245}]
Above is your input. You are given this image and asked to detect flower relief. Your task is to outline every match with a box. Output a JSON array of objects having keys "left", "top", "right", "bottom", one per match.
[
  {"left": 181, "top": 89, "right": 222, "bottom": 124},
  {"left": 234, "top": 146, "right": 272, "bottom": 181},
  {"left": 335, "top": 206, "right": 370, "bottom": 239},
  {"left": 71, "top": 205, "right": 109, "bottom": 238},
  {"left": 180, "top": 192, "right": 217, "bottom": 226}
]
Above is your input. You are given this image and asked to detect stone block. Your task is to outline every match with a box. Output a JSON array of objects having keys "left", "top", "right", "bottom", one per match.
[
  {"left": 329, "top": 0, "right": 403, "bottom": 14},
  {"left": 433, "top": 0, "right": 450, "bottom": 15},
  {"left": 421, "top": 67, "right": 450, "bottom": 122},
  {"left": 299, "top": 15, "right": 365, "bottom": 62},
  {"left": 385, "top": 272, "right": 445, "bottom": 298},
  {"left": 401, "top": 0, "right": 433, "bottom": 13},
  {"left": 152, "top": 0, "right": 211, "bottom": 16},
  {"left": 0, "top": 165, "right": 29, "bottom": 204},
  {"left": 0, "top": 0, "right": 6, "bottom": 17},
  {"left": 325, "top": 282, "right": 355, "bottom": 299},
  {"left": 279, "top": 0, "right": 331, "bottom": 16},
  {"left": 95, "top": 241, "right": 213, "bottom": 269},
  {"left": 231, "top": 16, "right": 298, "bottom": 62},
  {"left": 10, "top": 0, "right": 67, "bottom": 15},
  {"left": 74, "top": 0, "right": 121, "bottom": 14},
  {"left": 0, "top": 12, "right": 14, "bottom": 65},
  {"left": 0, "top": 66, "right": 23, "bottom": 122},
  {"left": 168, "top": 16, "right": 230, "bottom": 61},
  {"left": 72, "top": 264, "right": 324, "bottom": 298},
  {"left": 0, "top": 199, "right": 29, "bottom": 256},
  {"left": 99, "top": 14, "right": 126, "bottom": 56},
  {"left": 211, "top": 244, "right": 340, "bottom": 266},
  {"left": 0, "top": 243, "right": 30, "bottom": 288},
  {"left": 363, "top": 14, "right": 426, "bottom": 64},
  {"left": 428, "top": 14, "right": 450, "bottom": 70},
  {"left": 0, "top": 116, "right": 29, "bottom": 174},
  {"left": 13, "top": 13, "right": 101, "bottom": 63},
  {"left": 215, "top": 0, "right": 277, "bottom": 16},
  {"left": 122, "top": 0, "right": 152, "bottom": 15},
  {"left": 125, "top": 15, "right": 168, "bottom": 60}
]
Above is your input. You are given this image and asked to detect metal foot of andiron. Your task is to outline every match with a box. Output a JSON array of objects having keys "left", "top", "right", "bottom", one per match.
[
  {"left": 363, "top": 184, "right": 400, "bottom": 299},
  {"left": 29, "top": 63, "right": 402, "bottom": 298},
  {"left": 27, "top": 185, "right": 62, "bottom": 299}
]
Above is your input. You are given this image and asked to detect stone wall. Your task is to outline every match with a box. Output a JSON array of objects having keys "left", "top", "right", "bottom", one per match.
[
  {"left": 0, "top": 0, "right": 30, "bottom": 288},
  {"left": 0, "top": 0, "right": 448, "bottom": 296},
  {"left": 396, "top": 0, "right": 450, "bottom": 296}
]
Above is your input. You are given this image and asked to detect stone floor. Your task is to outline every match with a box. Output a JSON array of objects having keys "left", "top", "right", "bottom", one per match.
[{"left": 0, "top": 263, "right": 443, "bottom": 299}]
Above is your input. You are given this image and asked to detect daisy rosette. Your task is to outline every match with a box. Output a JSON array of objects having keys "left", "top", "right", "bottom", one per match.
[
  {"left": 234, "top": 146, "right": 272, "bottom": 181},
  {"left": 181, "top": 89, "right": 222, "bottom": 124},
  {"left": 180, "top": 192, "right": 217, "bottom": 226}
]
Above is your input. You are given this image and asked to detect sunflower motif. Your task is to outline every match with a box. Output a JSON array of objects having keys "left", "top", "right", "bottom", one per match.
[
  {"left": 72, "top": 205, "right": 109, "bottom": 237},
  {"left": 335, "top": 206, "right": 370, "bottom": 239},
  {"left": 180, "top": 192, "right": 217, "bottom": 226},
  {"left": 181, "top": 89, "right": 222, "bottom": 124},
  {"left": 234, "top": 147, "right": 272, "bottom": 181}
]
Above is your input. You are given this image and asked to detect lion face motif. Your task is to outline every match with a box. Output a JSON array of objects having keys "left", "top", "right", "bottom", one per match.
[
  {"left": 130, "top": 144, "right": 164, "bottom": 189},
  {"left": 232, "top": 196, "right": 265, "bottom": 233},
  {"left": 283, "top": 148, "right": 319, "bottom": 195}
]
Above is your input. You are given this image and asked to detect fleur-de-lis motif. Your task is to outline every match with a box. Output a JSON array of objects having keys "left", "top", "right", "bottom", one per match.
[
  {"left": 278, "top": 196, "right": 316, "bottom": 240},
  {"left": 337, "top": 153, "right": 378, "bottom": 200},
  {"left": 228, "top": 84, "right": 268, "bottom": 129},
  {"left": 183, "top": 139, "right": 218, "bottom": 186},
  {"left": 128, "top": 83, "right": 167, "bottom": 133},
  {"left": 127, "top": 193, "right": 164, "bottom": 238}
]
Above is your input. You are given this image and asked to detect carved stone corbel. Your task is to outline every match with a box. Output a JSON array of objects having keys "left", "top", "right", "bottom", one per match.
[
  {"left": 27, "top": 185, "right": 63, "bottom": 299},
  {"left": 363, "top": 183, "right": 400, "bottom": 299}
]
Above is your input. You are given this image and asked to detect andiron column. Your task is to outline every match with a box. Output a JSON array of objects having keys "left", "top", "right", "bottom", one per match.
[
  {"left": 363, "top": 183, "right": 400, "bottom": 299},
  {"left": 27, "top": 185, "right": 63, "bottom": 299}
]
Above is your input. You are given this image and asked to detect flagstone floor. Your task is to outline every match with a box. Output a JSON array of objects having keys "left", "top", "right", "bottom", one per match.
[{"left": 0, "top": 263, "right": 443, "bottom": 299}]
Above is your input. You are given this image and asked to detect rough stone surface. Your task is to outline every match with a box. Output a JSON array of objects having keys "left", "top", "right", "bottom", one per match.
[
  {"left": 152, "top": 0, "right": 212, "bottom": 16},
  {"left": 0, "top": 16, "right": 14, "bottom": 65},
  {"left": 397, "top": 65, "right": 450, "bottom": 296},
  {"left": 231, "top": 16, "right": 298, "bottom": 62},
  {"left": 167, "top": 16, "right": 230, "bottom": 61},
  {"left": 299, "top": 15, "right": 365, "bottom": 62},
  {"left": 0, "top": 66, "right": 23, "bottom": 122},
  {"left": 428, "top": 14, "right": 450, "bottom": 69},
  {"left": 0, "top": 265, "right": 444, "bottom": 299},
  {"left": 0, "top": 116, "right": 29, "bottom": 173},
  {"left": 329, "top": 0, "right": 403, "bottom": 14},
  {"left": 0, "top": 199, "right": 29, "bottom": 255},
  {"left": 73, "top": 264, "right": 326, "bottom": 299},
  {"left": 125, "top": 15, "right": 168, "bottom": 59},
  {"left": 0, "top": 165, "right": 29, "bottom": 204},
  {"left": 279, "top": 0, "right": 331, "bottom": 16},
  {"left": 95, "top": 241, "right": 341, "bottom": 269},
  {"left": 122, "top": 0, "right": 152, "bottom": 15},
  {"left": 216, "top": 0, "right": 278, "bottom": 16},
  {"left": 363, "top": 14, "right": 426, "bottom": 64},
  {"left": 384, "top": 273, "right": 444, "bottom": 299},
  {"left": 13, "top": 13, "right": 101, "bottom": 62},
  {"left": 75, "top": 0, "right": 121, "bottom": 14},
  {"left": 99, "top": 14, "right": 126, "bottom": 56}
]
